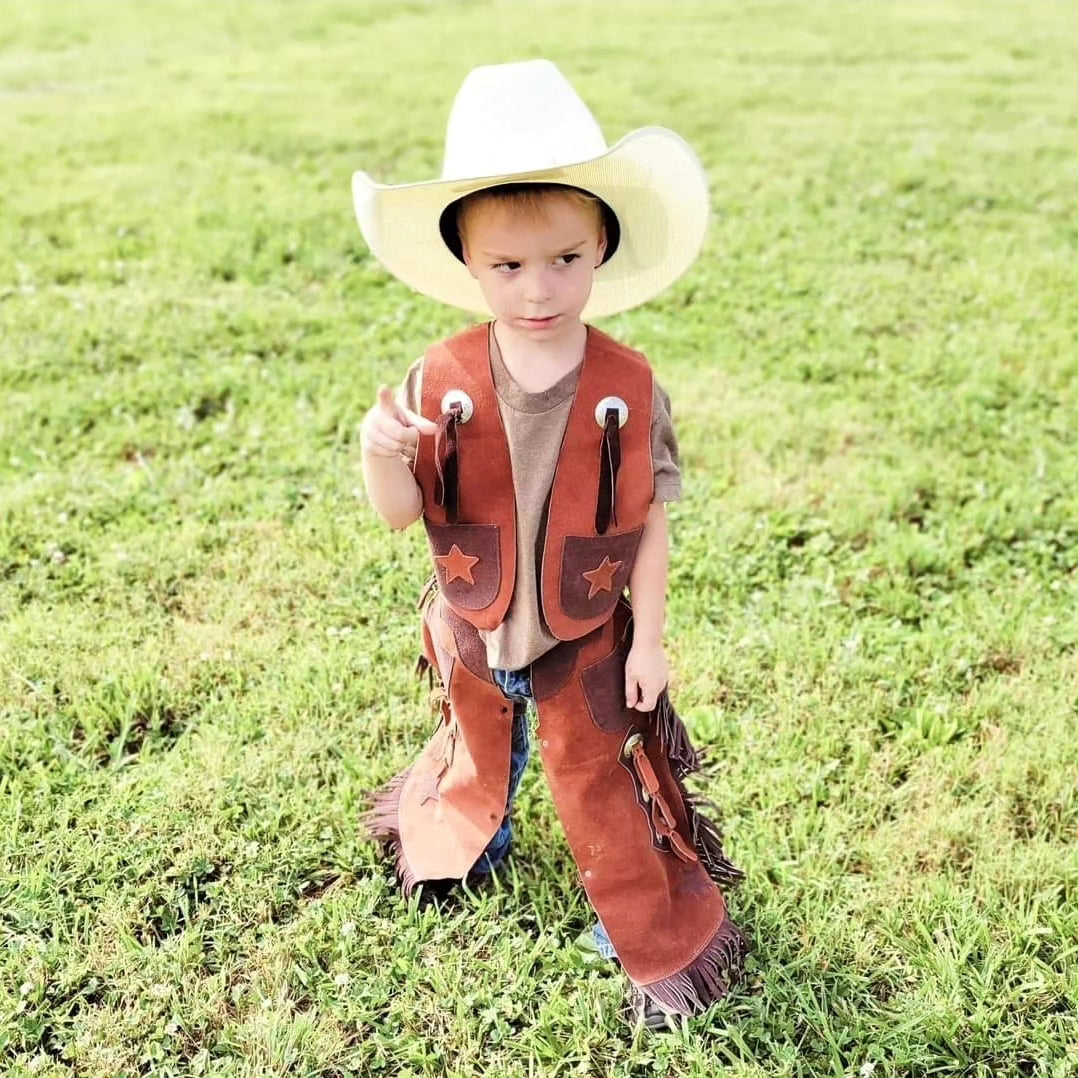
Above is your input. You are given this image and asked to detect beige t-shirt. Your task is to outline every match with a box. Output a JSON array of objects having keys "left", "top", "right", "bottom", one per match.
[{"left": 399, "top": 330, "right": 680, "bottom": 671}]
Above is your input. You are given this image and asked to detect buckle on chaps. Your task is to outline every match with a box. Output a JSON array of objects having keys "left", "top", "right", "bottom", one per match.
[{"left": 620, "top": 728, "right": 698, "bottom": 864}]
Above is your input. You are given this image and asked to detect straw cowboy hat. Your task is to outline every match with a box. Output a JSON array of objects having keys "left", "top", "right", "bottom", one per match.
[{"left": 352, "top": 59, "right": 709, "bottom": 319}]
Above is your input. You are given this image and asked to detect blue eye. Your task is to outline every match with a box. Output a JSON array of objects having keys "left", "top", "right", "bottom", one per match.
[{"left": 493, "top": 261, "right": 520, "bottom": 273}]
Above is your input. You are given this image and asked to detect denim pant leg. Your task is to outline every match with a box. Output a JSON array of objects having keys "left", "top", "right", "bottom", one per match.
[{"left": 470, "top": 668, "right": 532, "bottom": 874}]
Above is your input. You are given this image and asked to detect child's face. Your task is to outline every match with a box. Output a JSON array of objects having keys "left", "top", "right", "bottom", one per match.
[{"left": 460, "top": 195, "right": 607, "bottom": 342}]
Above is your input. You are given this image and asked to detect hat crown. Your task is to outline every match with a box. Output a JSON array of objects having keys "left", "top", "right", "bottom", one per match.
[{"left": 441, "top": 60, "right": 608, "bottom": 181}]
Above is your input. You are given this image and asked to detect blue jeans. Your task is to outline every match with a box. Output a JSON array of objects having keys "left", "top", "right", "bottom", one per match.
[{"left": 472, "top": 666, "right": 617, "bottom": 961}]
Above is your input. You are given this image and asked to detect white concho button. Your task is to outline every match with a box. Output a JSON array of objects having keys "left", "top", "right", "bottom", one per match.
[
  {"left": 441, "top": 389, "right": 474, "bottom": 422},
  {"left": 594, "top": 395, "right": 628, "bottom": 428}
]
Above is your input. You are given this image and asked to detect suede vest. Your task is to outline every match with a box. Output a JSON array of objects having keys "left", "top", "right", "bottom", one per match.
[{"left": 413, "top": 323, "right": 654, "bottom": 639}]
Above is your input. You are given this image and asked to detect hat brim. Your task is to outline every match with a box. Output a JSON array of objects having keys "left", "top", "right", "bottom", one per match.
[{"left": 352, "top": 127, "right": 709, "bottom": 320}]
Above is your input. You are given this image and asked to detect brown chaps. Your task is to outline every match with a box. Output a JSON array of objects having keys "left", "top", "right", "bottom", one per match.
[{"left": 366, "top": 589, "right": 748, "bottom": 1014}]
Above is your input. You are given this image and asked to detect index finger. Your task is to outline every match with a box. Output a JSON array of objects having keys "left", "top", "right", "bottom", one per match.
[
  {"left": 376, "top": 385, "right": 405, "bottom": 421},
  {"left": 401, "top": 407, "right": 437, "bottom": 436}
]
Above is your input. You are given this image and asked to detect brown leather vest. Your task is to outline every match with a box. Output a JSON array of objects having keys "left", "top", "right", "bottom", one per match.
[{"left": 413, "top": 323, "right": 654, "bottom": 639}]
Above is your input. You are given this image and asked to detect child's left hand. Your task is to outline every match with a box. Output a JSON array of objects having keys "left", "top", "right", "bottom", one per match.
[{"left": 624, "top": 641, "right": 669, "bottom": 712}]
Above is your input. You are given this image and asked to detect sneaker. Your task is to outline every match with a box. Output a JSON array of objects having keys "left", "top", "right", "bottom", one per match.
[{"left": 624, "top": 984, "right": 681, "bottom": 1034}]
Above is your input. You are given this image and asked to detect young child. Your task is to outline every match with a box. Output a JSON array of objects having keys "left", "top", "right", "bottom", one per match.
[{"left": 354, "top": 59, "right": 747, "bottom": 1030}]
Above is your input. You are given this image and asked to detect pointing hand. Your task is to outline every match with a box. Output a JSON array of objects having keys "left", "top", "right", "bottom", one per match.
[{"left": 361, "top": 385, "right": 438, "bottom": 459}]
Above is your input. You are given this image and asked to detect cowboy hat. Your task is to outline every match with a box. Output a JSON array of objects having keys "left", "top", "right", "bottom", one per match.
[{"left": 352, "top": 59, "right": 709, "bottom": 319}]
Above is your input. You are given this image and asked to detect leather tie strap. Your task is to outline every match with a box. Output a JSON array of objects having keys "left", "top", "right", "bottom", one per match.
[
  {"left": 629, "top": 740, "right": 699, "bottom": 865},
  {"left": 434, "top": 402, "right": 462, "bottom": 525},
  {"left": 595, "top": 407, "right": 621, "bottom": 535}
]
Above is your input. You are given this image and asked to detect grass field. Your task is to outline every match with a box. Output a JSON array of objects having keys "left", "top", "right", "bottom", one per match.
[{"left": 2, "top": 1, "right": 1077, "bottom": 1075}]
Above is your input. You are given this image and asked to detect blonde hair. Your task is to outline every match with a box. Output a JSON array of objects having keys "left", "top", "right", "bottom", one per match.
[
  {"left": 440, "top": 183, "right": 618, "bottom": 263},
  {"left": 458, "top": 183, "right": 603, "bottom": 235}
]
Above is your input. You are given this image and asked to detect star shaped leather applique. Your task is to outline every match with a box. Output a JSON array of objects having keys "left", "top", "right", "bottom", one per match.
[
  {"left": 582, "top": 555, "right": 624, "bottom": 600},
  {"left": 415, "top": 768, "right": 444, "bottom": 806},
  {"left": 434, "top": 544, "right": 479, "bottom": 586}
]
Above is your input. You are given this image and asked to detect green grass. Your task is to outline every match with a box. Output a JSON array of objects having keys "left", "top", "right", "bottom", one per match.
[{"left": 2, "top": 0, "right": 1077, "bottom": 1074}]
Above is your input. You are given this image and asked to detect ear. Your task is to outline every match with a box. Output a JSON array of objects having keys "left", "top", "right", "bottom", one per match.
[
  {"left": 460, "top": 238, "right": 479, "bottom": 279},
  {"left": 594, "top": 224, "right": 608, "bottom": 268}
]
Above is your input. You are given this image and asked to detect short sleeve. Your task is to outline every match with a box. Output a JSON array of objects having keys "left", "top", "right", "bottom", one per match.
[
  {"left": 396, "top": 356, "right": 424, "bottom": 415},
  {"left": 393, "top": 357, "right": 425, "bottom": 472},
  {"left": 651, "top": 379, "right": 681, "bottom": 503}
]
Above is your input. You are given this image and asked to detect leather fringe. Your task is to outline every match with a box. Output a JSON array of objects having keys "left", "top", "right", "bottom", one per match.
[
  {"left": 679, "top": 784, "right": 745, "bottom": 889},
  {"left": 416, "top": 572, "right": 439, "bottom": 611},
  {"left": 654, "top": 689, "right": 702, "bottom": 776},
  {"left": 365, "top": 646, "right": 443, "bottom": 895},
  {"left": 639, "top": 915, "right": 749, "bottom": 1015},
  {"left": 414, "top": 653, "right": 435, "bottom": 695},
  {"left": 363, "top": 769, "right": 419, "bottom": 895}
]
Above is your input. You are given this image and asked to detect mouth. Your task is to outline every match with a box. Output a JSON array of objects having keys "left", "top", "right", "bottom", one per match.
[{"left": 517, "top": 315, "right": 560, "bottom": 329}]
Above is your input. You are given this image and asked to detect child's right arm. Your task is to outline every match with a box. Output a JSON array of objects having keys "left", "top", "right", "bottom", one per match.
[{"left": 360, "top": 385, "right": 436, "bottom": 530}]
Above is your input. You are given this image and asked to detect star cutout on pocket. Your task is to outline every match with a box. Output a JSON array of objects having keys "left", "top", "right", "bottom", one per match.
[
  {"left": 582, "top": 555, "right": 624, "bottom": 600},
  {"left": 435, "top": 544, "right": 479, "bottom": 585}
]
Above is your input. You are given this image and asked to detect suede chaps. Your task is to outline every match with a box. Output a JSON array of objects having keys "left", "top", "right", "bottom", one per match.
[{"left": 366, "top": 590, "right": 748, "bottom": 1016}]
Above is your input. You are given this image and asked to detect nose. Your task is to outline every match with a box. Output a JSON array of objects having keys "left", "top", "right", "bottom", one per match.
[{"left": 522, "top": 266, "right": 554, "bottom": 306}]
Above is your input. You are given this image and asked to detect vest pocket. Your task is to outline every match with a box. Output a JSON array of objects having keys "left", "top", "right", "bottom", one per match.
[
  {"left": 424, "top": 521, "right": 500, "bottom": 611},
  {"left": 559, "top": 527, "right": 643, "bottom": 623}
]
